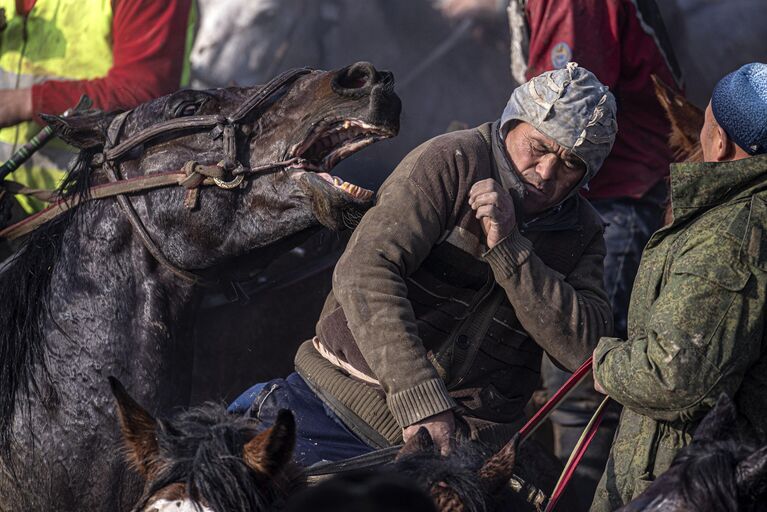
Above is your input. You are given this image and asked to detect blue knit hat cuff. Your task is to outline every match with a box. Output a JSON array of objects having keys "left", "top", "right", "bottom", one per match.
[{"left": 711, "top": 63, "right": 767, "bottom": 155}]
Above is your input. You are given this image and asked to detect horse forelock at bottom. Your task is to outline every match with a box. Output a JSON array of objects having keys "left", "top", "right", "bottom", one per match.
[{"left": 136, "top": 404, "right": 303, "bottom": 512}]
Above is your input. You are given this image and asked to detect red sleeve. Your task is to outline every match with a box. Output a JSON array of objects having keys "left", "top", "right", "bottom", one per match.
[
  {"left": 31, "top": 0, "right": 192, "bottom": 116},
  {"left": 525, "top": 0, "right": 623, "bottom": 88}
]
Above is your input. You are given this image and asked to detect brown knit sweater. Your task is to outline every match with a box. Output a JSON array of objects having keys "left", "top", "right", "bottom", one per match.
[{"left": 295, "top": 123, "right": 612, "bottom": 446}]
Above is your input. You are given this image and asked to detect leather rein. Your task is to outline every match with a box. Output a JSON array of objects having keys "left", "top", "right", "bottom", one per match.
[{"left": 0, "top": 67, "right": 315, "bottom": 286}]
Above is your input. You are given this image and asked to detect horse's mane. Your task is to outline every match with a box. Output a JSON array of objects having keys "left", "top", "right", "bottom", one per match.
[
  {"left": 0, "top": 147, "right": 99, "bottom": 453},
  {"left": 393, "top": 442, "right": 489, "bottom": 512},
  {"left": 670, "top": 439, "right": 749, "bottom": 512},
  {"left": 135, "top": 404, "right": 303, "bottom": 512}
]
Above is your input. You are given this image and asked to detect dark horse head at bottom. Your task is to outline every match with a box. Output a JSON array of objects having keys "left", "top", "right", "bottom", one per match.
[
  {"left": 619, "top": 394, "right": 767, "bottom": 512},
  {"left": 0, "top": 62, "right": 400, "bottom": 511}
]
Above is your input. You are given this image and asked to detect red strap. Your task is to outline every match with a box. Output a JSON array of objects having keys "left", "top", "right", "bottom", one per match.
[
  {"left": 518, "top": 356, "right": 594, "bottom": 442},
  {"left": 545, "top": 396, "right": 610, "bottom": 512}
]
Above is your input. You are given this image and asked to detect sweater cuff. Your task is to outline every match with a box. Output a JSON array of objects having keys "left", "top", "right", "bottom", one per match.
[
  {"left": 482, "top": 228, "right": 534, "bottom": 278},
  {"left": 387, "top": 378, "right": 456, "bottom": 427}
]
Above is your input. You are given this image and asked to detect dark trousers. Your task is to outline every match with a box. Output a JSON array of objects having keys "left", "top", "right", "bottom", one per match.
[
  {"left": 229, "top": 372, "right": 375, "bottom": 466},
  {"left": 542, "top": 191, "right": 665, "bottom": 511}
]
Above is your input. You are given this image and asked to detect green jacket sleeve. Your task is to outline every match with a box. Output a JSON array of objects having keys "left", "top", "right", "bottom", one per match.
[
  {"left": 483, "top": 226, "right": 613, "bottom": 371},
  {"left": 594, "top": 233, "right": 764, "bottom": 424},
  {"left": 332, "top": 151, "right": 456, "bottom": 428}
]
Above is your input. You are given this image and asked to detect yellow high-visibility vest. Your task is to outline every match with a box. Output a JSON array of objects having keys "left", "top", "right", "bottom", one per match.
[
  {"left": 0, "top": 0, "right": 112, "bottom": 212},
  {"left": 0, "top": 0, "right": 196, "bottom": 213}
]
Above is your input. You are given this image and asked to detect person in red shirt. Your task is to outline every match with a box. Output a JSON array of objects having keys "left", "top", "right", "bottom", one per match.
[
  {"left": 441, "top": 1, "right": 682, "bottom": 508},
  {"left": 0, "top": 0, "right": 193, "bottom": 127},
  {"left": 0, "top": 0, "right": 193, "bottom": 243}
]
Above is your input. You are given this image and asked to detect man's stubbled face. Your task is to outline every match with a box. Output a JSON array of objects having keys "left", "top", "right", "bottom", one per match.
[{"left": 504, "top": 121, "right": 586, "bottom": 215}]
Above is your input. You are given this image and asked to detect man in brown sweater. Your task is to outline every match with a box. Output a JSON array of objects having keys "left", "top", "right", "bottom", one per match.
[{"left": 230, "top": 63, "right": 618, "bottom": 463}]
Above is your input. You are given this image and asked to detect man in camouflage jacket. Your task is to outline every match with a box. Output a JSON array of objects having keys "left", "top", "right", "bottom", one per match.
[{"left": 591, "top": 63, "right": 767, "bottom": 510}]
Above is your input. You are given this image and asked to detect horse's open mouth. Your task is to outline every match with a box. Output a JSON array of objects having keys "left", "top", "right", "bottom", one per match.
[{"left": 288, "top": 119, "right": 393, "bottom": 201}]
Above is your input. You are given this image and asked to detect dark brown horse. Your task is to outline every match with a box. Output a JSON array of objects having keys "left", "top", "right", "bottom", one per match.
[{"left": 0, "top": 62, "right": 400, "bottom": 511}]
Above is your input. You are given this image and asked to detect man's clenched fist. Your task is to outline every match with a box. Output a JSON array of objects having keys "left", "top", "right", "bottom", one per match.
[{"left": 469, "top": 178, "right": 517, "bottom": 249}]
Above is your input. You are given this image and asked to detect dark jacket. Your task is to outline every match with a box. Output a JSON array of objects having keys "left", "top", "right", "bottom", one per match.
[
  {"left": 591, "top": 154, "right": 767, "bottom": 510},
  {"left": 295, "top": 123, "right": 612, "bottom": 447}
]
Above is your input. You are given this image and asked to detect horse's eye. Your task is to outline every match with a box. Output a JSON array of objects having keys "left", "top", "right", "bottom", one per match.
[{"left": 171, "top": 101, "right": 206, "bottom": 118}]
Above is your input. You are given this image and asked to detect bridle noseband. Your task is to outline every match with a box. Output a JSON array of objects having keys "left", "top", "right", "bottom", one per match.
[{"left": 1, "top": 67, "right": 315, "bottom": 286}]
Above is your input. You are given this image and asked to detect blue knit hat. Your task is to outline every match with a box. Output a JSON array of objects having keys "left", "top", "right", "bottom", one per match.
[{"left": 711, "top": 63, "right": 767, "bottom": 155}]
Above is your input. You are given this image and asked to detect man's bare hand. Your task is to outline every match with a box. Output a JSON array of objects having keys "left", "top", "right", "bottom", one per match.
[
  {"left": 593, "top": 360, "right": 607, "bottom": 394},
  {"left": 0, "top": 88, "right": 33, "bottom": 128},
  {"left": 437, "top": 0, "right": 501, "bottom": 20},
  {"left": 469, "top": 178, "right": 516, "bottom": 249},
  {"left": 402, "top": 410, "right": 455, "bottom": 456}
]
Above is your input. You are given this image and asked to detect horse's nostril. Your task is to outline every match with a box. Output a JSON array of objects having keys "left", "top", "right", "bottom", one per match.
[{"left": 335, "top": 62, "right": 377, "bottom": 91}]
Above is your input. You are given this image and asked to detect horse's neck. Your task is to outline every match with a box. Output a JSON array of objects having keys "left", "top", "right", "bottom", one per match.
[{"left": 45, "top": 202, "right": 199, "bottom": 407}]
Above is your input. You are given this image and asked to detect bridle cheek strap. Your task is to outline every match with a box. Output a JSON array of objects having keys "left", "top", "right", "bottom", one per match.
[{"left": 1, "top": 67, "right": 315, "bottom": 287}]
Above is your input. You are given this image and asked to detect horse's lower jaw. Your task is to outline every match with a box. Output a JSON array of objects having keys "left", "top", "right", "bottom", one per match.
[
  {"left": 315, "top": 201, "right": 372, "bottom": 231},
  {"left": 294, "top": 172, "right": 373, "bottom": 231}
]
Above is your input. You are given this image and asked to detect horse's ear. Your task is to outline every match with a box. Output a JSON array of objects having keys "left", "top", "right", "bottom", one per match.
[
  {"left": 736, "top": 445, "right": 767, "bottom": 502},
  {"left": 479, "top": 433, "right": 519, "bottom": 494},
  {"left": 693, "top": 393, "right": 738, "bottom": 443},
  {"left": 651, "top": 73, "right": 704, "bottom": 162},
  {"left": 395, "top": 427, "right": 434, "bottom": 461},
  {"left": 40, "top": 111, "right": 114, "bottom": 150},
  {"left": 108, "top": 376, "right": 160, "bottom": 477},
  {"left": 243, "top": 409, "right": 296, "bottom": 476}
]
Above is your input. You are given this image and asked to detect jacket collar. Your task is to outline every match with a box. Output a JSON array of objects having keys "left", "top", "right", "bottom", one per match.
[{"left": 670, "top": 153, "right": 767, "bottom": 225}]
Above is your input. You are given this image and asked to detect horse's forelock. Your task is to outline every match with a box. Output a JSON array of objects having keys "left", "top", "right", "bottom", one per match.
[{"left": 137, "top": 404, "right": 293, "bottom": 512}]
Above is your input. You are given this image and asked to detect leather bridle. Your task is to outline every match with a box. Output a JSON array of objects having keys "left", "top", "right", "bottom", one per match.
[{"left": 1, "top": 67, "right": 315, "bottom": 286}]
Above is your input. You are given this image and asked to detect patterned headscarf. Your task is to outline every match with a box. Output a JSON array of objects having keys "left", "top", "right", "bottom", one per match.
[{"left": 500, "top": 62, "right": 618, "bottom": 189}]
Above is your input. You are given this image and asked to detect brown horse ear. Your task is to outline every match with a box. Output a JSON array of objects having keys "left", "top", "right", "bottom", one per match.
[
  {"left": 693, "top": 393, "right": 737, "bottom": 443},
  {"left": 108, "top": 376, "right": 160, "bottom": 477},
  {"left": 243, "top": 409, "right": 296, "bottom": 476},
  {"left": 40, "top": 110, "right": 115, "bottom": 150},
  {"left": 479, "top": 433, "right": 519, "bottom": 494},
  {"left": 395, "top": 427, "right": 435, "bottom": 461},
  {"left": 737, "top": 445, "right": 767, "bottom": 502}
]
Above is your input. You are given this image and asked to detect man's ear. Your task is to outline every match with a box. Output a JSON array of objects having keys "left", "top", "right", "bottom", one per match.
[
  {"left": 714, "top": 124, "right": 737, "bottom": 162},
  {"left": 40, "top": 111, "right": 116, "bottom": 150}
]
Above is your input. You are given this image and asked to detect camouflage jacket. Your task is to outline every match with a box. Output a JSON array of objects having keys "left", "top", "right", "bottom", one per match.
[{"left": 591, "top": 154, "right": 767, "bottom": 511}]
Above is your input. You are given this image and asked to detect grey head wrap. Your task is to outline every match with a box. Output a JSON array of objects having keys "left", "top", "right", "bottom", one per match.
[{"left": 500, "top": 62, "right": 618, "bottom": 191}]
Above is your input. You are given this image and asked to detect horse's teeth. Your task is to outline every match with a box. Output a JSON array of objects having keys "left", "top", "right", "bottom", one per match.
[
  {"left": 343, "top": 120, "right": 351, "bottom": 129},
  {"left": 342, "top": 182, "right": 359, "bottom": 195}
]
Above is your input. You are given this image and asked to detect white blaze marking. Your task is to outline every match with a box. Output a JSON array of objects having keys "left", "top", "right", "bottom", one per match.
[{"left": 147, "top": 498, "right": 214, "bottom": 512}]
